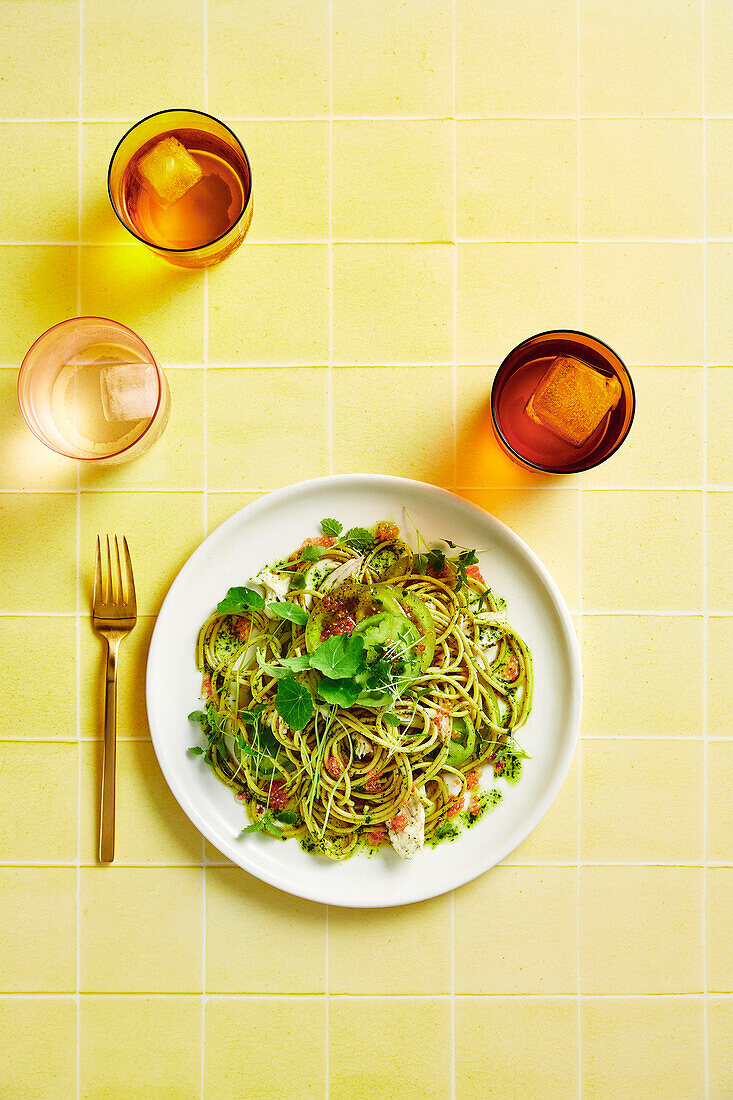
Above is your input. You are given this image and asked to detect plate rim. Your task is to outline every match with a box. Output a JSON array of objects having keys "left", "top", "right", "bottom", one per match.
[{"left": 146, "top": 473, "right": 582, "bottom": 907}]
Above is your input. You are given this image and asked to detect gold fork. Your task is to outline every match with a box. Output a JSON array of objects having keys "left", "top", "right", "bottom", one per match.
[{"left": 93, "top": 535, "right": 137, "bottom": 863}]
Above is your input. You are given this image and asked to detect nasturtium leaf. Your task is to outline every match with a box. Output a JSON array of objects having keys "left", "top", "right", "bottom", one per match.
[
  {"left": 289, "top": 572, "right": 307, "bottom": 591},
  {"left": 278, "top": 653, "right": 312, "bottom": 672},
  {"left": 266, "top": 600, "right": 308, "bottom": 625},
  {"left": 317, "top": 676, "right": 362, "bottom": 707},
  {"left": 217, "top": 586, "right": 265, "bottom": 614},
  {"left": 275, "top": 811, "right": 299, "bottom": 825},
  {"left": 275, "top": 677, "right": 313, "bottom": 731},
  {"left": 255, "top": 650, "right": 294, "bottom": 680},
  {"left": 381, "top": 712, "right": 401, "bottom": 727},
  {"left": 310, "top": 633, "right": 365, "bottom": 679}
]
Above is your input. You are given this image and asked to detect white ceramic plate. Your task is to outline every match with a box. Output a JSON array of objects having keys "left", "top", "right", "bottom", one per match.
[{"left": 147, "top": 475, "right": 581, "bottom": 907}]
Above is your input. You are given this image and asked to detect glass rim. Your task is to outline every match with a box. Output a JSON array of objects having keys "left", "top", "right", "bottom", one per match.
[
  {"left": 490, "top": 328, "right": 637, "bottom": 475},
  {"left": 107, "top": 107, "right": 253, "bottom": 254},
  {"left": 18, "top": 315, "right": 166, "bottom": 462}
]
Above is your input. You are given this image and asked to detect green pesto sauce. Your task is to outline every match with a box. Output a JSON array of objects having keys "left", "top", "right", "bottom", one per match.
[
  {"left": 501, "top": 750, "right": 523, "bottom": 785},
  {"left": 464, "top": 788, "right": 503, "bottom": 827}
]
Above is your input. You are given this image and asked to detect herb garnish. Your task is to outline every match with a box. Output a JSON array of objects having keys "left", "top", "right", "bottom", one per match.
[{"left": 321, "top": 518, "right": 343, "bottom": 537}]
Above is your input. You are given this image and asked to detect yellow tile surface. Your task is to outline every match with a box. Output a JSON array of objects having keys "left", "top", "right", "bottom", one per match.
[
  {"left": 0, "top": 0, "right": 79, "bottom": 118},
  {"left": 581, "top": 739, "right": 703, "bottom": 862},
  {"left": 457, "top": 120, "right": 577, "bottom": 241},
  {"left": 208, "top": 244, "right": 329, "bottom": 363},
  {"left": 707, "top": 491, "right": 733, "bottom": 610},
  {"left": 82, "top": 0, "right": 204, "bottom": 117},
  {"left": 205, "top": 997, "right": 326, "bottom": 1098},
  {"left": 709, "top": 998, "right": 733, "bottom": 1100},
  {"left": 455, "top": 866, "right": 578, "bottom": 994},
  {"left": 206, "top": 867, "right": 326, "bottom": 992},
  {"left": 237, "top": 121, "right": 330, "bottom": 242},
  {"left": 456, "top": 0, "right": 577, "bottom": 116},
  {"left": 582, "top": 615, "right": 703, "bottom": 737},
  {"left": 707, "top": 868, "right": 733, "bottom": 992},
  {"left": 80, "top": 995, "right": 201, "bottom": 1100},
  {"left": 0, "top": 123, "right": 77, "bottom": 241},
  {"left": 333, "top": 0, "right": 452, "bottom": 117},
  {"left": 1, "top": 998, "right": 77, "bottom": 1100},
  {"left": 332, "top": 366, "right": 453, "bottom": 486},
  {"left": 0, "top": 867, "right": 76, "bottom": 991},
  {"left": 333, "top": 244, "right": 453, "bottom": 363},
  {"left": 456, "top": 997, "right": 579, "bottom": 1099},
  {"left": 0, "top": 616, "right": 76, "bottom": 738},
  {"left": 0, "top": 742, "right": 78, "bottom": 862},
  {"left": 581, "top": 998, "right": 705, "bottom": 1100},
  {"left": 582, "top": 244, "right": 703, "bottom": 365},
  {"left": 581, "top": 491, "right": 702, "bottom": 610},
  {"left": 3, "top": 1, "right": 731, "bottom": 1093},
  {"left": 79, "top": 866, "right": 203, "bottom": 992},
  {"left": 330, "top": 998, "right": 451, "bottom": 1100},
  {"left": 708, "top": 369, "right": 733, "bottom": 484},
  {"left": 583, "top": 367, "right": 702, "bottom": 489},
  {"left": 333, "top": 120, "right": 452, "bottom": 241},
  {"left": 79, "top": 740, "right": 202, "bottom": 864},
  {"left": 208, "top": 0, "right": 329, "bottom": 118},
  {"left": 580, "top": 866, "right": 703, "bottom": 994},
  {"left": 458, "top": 243, "right": 580, "bottom": 364},
  {"left": 329, "top": 895, "right": 452, "bottom": 994},
  {"left": 207, "top": 367, "right": 329, "bottom": 488},
  {"left": 581, "top": 120, "right": 702, "bottom": 239},
  {"left": 79, "top": 613, "right": 155, "bottom": 739},
  {"left": 708, "top": 617, "right": 733, "bottom": 738},
  {"left": 580, "top": 0, "right": 702, "bottom": 116}
]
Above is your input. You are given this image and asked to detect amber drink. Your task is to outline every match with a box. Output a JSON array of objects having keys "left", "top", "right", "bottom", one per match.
[
  {"left": 491, "top": 331, "right": 635, "bottom": 474},
  {"left": 108, "top": 110, "right": 252, "bottom": 268}
]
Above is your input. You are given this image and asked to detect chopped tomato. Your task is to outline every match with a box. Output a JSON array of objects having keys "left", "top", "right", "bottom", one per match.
[
  {"left": 390, "top": 812, "right": 408, "bottom": 831},
  {"left": 503, "top": 656, "right": 520, "bottom": 682},
  {"left": 326, "top": 755, "right": 344, "bottom": 779},
  {"left": 366, "top": 828, "right": 387, "bottom": 846},
  {"left": 234, "top": 616, "right": 251, "bottom": 642},
  {"left": 466, "top": 564, "right": 485, "bottom": 583},
  {"left": 365, "top": 771, "right": 382, "bottom": 793},
  {"left": 375, "top": 522, "right": 400, "bottom": 542},
  {"left": 201, "top": 674, "right": 212, "bottom": 698},
  {"left": 493, "top": 758, "right": 505, "bottom": 775},
  {"left": 433, "top": 703, "right": 453, "bottom": 738},
  {"left": 466, "top": 770, "right": 479, "bottom": 790},
  {"left": 304, "top": 535, "right": 336, "bottom": 548},
  {"left": 446, "top": 797, "right": 465, "bottom": 818},
  {"left": 266, "top": 782, "right": 288, "bottom": 810},
  {"left": 235, "top": 790, "right": 247, "bottom": 803}
]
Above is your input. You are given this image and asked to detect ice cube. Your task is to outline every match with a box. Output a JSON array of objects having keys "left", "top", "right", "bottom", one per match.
[
  {"left": 100, "top": 363, "right": 158, "bottom": 423},
  {"left": 525, "top": 355, "right": 622, "bottom": 448},
  {"left": 135, "top": 136, "right": 203, "bottom": 209}
]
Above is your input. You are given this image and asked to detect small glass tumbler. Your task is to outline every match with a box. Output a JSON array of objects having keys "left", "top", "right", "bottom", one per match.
[
  {"left": 491, "top": 330, "right": 635, "bottom": 474},
  {"left": 108, "top": 108, "right": 253, "bottom": 268},
  {"left": 18, "top": 317, "right": 171, "bottom": 465}
]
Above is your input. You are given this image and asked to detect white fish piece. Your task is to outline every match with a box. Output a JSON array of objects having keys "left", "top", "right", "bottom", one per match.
[
  {"left": 388, "top": 786, "right": 426, "bottom": 860},
  {"left": 303, "top": 559, "right": 338, "bottom": 608},
  {"left": 439, "top": 770, "right": 463, "bottom": 798},
  {"left": 322, "top": 557, "right": 362, "bottom": 590},
  {"left": 257, "top": 568, "right": 291, "bottom": 613},
  {"left": 353, "top": 733, "right": 372, "bottom": 759},
  {"left": 425, "top": 707, "right": 451, "bottom": 742}
]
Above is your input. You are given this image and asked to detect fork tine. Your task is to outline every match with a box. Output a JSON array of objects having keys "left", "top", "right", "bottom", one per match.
[
  {"left": 123, "top": 536, "right": 137, "bottom": 614},
  {"left": 105, "top": 534, "right": 114, "bottom": 604},
  {"left": 114, "top": 535, "right": 124, "bottom": 604},
  {"left": 94, "top": 535, "right": 104, "bottom": 609}
]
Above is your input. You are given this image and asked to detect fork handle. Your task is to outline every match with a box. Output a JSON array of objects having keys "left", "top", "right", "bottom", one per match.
[{"left": 99, "top": 636, "right": 120, "bottom": 863}]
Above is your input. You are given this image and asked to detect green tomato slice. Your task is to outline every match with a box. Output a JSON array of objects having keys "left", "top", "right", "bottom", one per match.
[
  {"left": 351, "top": 612, "right": 422, "bottom": 705},
  {"left": 445, "top": 716, "right": 476, "bottom": 767}
]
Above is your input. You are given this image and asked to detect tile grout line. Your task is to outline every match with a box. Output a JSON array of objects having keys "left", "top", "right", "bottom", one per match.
[
  {"left": 450, "top": 3, "right": 458, "bottom": 1096},
  {"left": 325, "top": 1, "right": 334, "bottom": 1094},
  {"left": 576, "top": 3, "right": 583, "bottom": 1092},
  {"left": 701, "top": 6, "right": 709, "bottom": 1095},
  {"left": 4, "top": 114, "right": 733, "bottom": 123},
  {"left": 75, "top": 2, "right": 84, "bottom": 1097},
  {"left": 202, "top": 2, "right": 209, "bottom": 1096},
  {"left": 5, "top": 236, "right": 731, "bottom": 246}
]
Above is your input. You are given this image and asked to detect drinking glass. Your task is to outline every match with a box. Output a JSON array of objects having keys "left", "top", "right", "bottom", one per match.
[
  {"left": 108, "top": 108, "right": 253, "bottom": 268},
  {"left": 18, "top": 317, "right": 170, "bottom": 464},
  {"left": 491, "top": 330, "right": 635, "bottom": 474}
]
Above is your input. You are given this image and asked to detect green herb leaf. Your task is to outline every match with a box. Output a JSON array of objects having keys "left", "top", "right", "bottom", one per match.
[
  {"left": 381, "top": 712, "right": 401, "bottom": 727},
  {"left": 310, "top": 633, "right": 366, "bottom": 679},
  {"left": 278, "top": 653, "right": 312, "bottom": 672},
  {"left": 187, "top": 745, "right": 205, "bottom": 755},
  {"left": 289, "top": 571, "right": 307, "bottom": 591},
  {"left": 299, "top": 544, "right": 326, "bottom": 562},
  {"left": 260, "top": 810, "right": 286, "bottom": 838},
  {"left": 240, "top": 819, "right": 264, "bottom": 834},
  {"left": 255, "top": 650, "right": 294, "bottom": 680},
  {"left": 275, "top": 677, "right": 313, "bottom": 731},
  {"left": 344, "top": 526, "right": 375, "bottom": 551},
  {"left": 217, "top": 586, "right": 265, "bottom": 614},
  {"left": 317, "top": 676, "right": 362, "bottom": 707},
  {"left": 321, "top": 518, "right": 343, "bottom": 537},
  {"left": 188, "top": 710, "right": 207, "bottom": 725},
  {"left": 266, "top": 600, "right": 308, "bottom": 626},
  {"left": 275, "top": 810, "right": 299, "bottom": 825}
]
